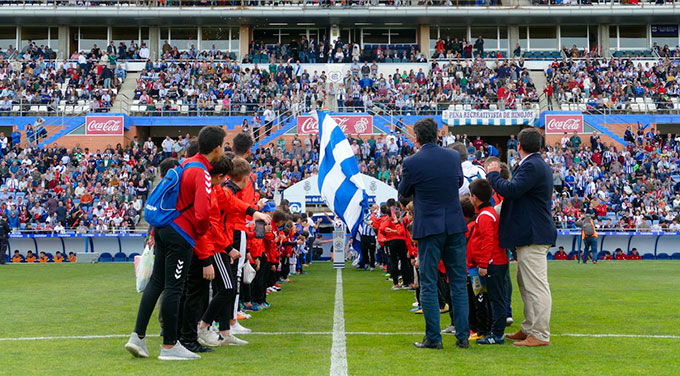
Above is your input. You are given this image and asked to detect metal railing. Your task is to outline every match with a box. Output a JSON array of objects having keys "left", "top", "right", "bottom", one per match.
[
  {"left": 0, "top": 0, "right": 518, "bottom": 8},
  {"left": 531, "top": 0, "right": 677, "bottom": 7},
  {"left": 552, "top": 97, "right": 680, "bottom": 115}
]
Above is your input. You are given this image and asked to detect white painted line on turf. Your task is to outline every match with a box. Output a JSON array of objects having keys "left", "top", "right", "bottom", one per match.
[
  {"left": 330, "top": 268, "right": 348, "bottom": 376},
  {"left": 2, "top": 332, "right": 679, "bottom": 341}
]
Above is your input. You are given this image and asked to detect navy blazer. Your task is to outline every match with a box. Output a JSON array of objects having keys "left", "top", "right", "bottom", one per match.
[
  {"left": 487, "top": 153, "right": 557, "bottom": 248},
  {"left": 398, "top": 143, "right": 467, "bottom": 239}
]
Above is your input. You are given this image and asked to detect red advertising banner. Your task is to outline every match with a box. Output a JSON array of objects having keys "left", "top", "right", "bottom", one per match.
[
  {"left": 85, "top": 116, "right": 124, "bottom": 136},
  {"left": 545, "top": 114, "right": 584, "bottom": 134},
  {"left": 297, "top": 115, "right": 374, "bottom": 135}
]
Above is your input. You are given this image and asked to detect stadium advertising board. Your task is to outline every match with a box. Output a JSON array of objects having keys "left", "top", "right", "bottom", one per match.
[
  {"left": 442, "top": 110, "right": 537, "bottom": 125},
  {"left": 297, "top": 115, "right": 373, "bottom": 135},
  {"left": 545, "top": 114, "right": 584, "bottom": 134},
  {"left": 85, "top": 116, "right": 124, "bottom": 136}
]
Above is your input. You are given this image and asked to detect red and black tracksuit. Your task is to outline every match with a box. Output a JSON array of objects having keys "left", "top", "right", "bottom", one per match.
[
  {"left": 230, "top": 173, "right": 258, "bottom": 311},
  {"left": 467, "top": 204, "right": 508, "bottom": 337},
  {"left": 134, "top": 154, "right": 213, "bottom": 346},
  {"left": 380, "top": 216, "right": 413, "bottom": 287},
  {"left": 180, "top": 184, "right": 256, "bottom": 342},
  {"left": 247, "top": 223, "right": 273, "bottom": 305}
]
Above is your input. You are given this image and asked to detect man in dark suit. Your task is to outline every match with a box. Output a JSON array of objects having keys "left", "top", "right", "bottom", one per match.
[
  {"left": 486, "top": 127, "right": 557, "bottom": 347},
  {"left": 398, "top": 118, "right": 470, "bottom": 350}
]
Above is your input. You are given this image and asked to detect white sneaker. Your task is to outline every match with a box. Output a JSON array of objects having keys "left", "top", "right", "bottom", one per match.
[
  {"left": 239, "top": 311, "right": 252, "bottom": 319},
  {"left": 231, "top": 322, "right": 252, "bottom": 334},
  {"left": 158, "top": 342, "right": 201, "bottom": 361},
  {"left": 219, "top": 333, "right": 249, "bottom": 346},
  {"left": 197, "top": 325, "right": 221, "bottom": 347},
  {"left": 412, "top": 302, "right": 419, "bottom": 307},
  {"left": 441, "top": 325, "right": 456, "bottom": 334},
  {"left": 124, "top": 332, "right": 149, "bottom": 358}
]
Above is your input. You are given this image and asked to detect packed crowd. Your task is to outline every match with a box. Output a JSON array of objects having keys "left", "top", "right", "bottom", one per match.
[
  {"left": 0, "top": 42, "right": 126, "bottom": 114},
  {"left": 245, "top": 37, "right": 428, "bottom": 64},
  {"left": 16, "top": 0, "right": 504, "bottom": 7},
  {"left": 548, "top": 126, "right": 680, "bottom": 231},
  {"left": 544, "top": 57, "right": 680, "bottom": 110},
  {"left": 0, "top": 133, "right": 162, "bottom": 233}
]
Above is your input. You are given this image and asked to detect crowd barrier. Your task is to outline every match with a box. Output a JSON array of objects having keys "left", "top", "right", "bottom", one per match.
[
  {"left": 553, "top": 231, "right": 680, "bottom": 260},
  {"left": 7, "top": 233, "right": 147, "bottom": 262},
  {"left": 6, "top": 231, "right": 680, "bottom": 263}
]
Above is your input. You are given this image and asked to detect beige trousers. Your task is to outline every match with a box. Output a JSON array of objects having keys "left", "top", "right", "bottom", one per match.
[{"left": 516, "top": 244, "right": 552, "bottom": 342}]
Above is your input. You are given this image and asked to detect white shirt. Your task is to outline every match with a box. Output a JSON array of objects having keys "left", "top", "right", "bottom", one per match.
[
  {"left": 459, "top": 160, "right": 487, "bottom": 196},
  {"left": 519, "top": 152, "right": 539, "bottom": 166},
  {"left": 139, "top": 47, "right": 150, "bottom": 59}
]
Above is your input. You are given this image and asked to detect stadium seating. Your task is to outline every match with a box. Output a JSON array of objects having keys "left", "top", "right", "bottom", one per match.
[
  {"left": 114, "top": 252, "right": 127, "bottom": 262},
  {"left": 99, "top": 252, "right": 113, "bottom": 262}
]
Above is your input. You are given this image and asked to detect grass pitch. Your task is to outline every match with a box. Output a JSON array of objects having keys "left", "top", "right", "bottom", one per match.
[{"left": 1, "top": 261, "right": 679, "bottom": 375}]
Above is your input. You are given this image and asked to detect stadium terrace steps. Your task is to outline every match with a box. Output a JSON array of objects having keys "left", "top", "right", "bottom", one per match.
[
  {"left": 253, "top": 117, "right": 298, "bottom": 151},
  {"left": 530, "top": 71, "right": 549, "bottom": 112},
  {"left": 37, "top": 118, "right": 87, "bottom": 148},
  {"left": 111, "top": 72, "right": 141, "bottom": 115},
  {"left": 583, "top": 115, "right": 628, "bottom": 147}
]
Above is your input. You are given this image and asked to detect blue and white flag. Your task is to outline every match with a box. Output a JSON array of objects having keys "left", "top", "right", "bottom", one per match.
[{"left": 316, "top": 110, "right": 369, "bottom": 238}]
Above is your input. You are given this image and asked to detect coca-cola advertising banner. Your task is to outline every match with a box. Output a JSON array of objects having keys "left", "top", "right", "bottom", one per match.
[
  {"left": 297, "top": 115, "right": 373, "bottom": 135},
  {"left": 85, "top": 116, "right": 124, "bottom": 136},
  {"left": 545, "top": 114, "right": 584, "bottom": 134}
]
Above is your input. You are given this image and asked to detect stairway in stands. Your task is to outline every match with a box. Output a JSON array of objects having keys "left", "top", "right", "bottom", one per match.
[
  {"left": 529, "top": 71, "right": 549, "bottom": 111},
  {"left": 111, "top": 72, "right": 141, "bottom": 114},
  {"left": 583, "top": 114, "right": 629, "bottom": 147}
]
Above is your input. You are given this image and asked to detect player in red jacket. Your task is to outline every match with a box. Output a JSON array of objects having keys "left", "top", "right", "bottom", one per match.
[
  {"left": 186, "top": 156, "right": 269, "bottom": 350},
  {"left": 469, "top": 179, "right": 508, "bottom": 345},
  {"left": 127, "top": 126, "right": 226, "bottom": 360},
  {"left": 554, "top": 246, "right": 569, "bottom": 260},
  {"left": 372, "top": 204, "right": 389, "bottom": 271},
  {"left": 380, "top": 200, "right": 413, "bottom": 290}
]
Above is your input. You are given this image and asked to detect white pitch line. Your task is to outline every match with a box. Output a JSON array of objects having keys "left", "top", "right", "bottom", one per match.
[
  {"left": 330, "top": 268, "right": 348, "bottom": 376},
  {"left": 2, "top": 332, "right": 679, "bottom": 342}
]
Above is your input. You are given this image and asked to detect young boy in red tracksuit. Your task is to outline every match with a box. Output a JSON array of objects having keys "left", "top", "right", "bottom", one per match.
[
  {"left": 223, "top": 157, "right": 266, "bottom": 334},
  {"left": 468, "top": 179, "right": 509, "bottom": 345},
  {"left": 265, "top": 220, "right": 282, "bottom": 292},
  {"left": 127, "top": 126, "right": 225, "bottom": 360},
  {"left": 184, "top": 156, "right": 268, "bottom": 350},
  {"left": 380, "top": 201, "right": 413, "bottom": 290},
  {"left": 246, "top": 218, "right": 275, "bottom": 308},
  {"left": 372, "top": 204, "right": 388, "bottom": 271},
  {"left": 462, "top": 195, "right": 490, "bottom": 341}
]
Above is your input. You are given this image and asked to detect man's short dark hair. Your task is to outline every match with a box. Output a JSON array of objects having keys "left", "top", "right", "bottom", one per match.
[
  {"left": 460, "top": 196, "right": 476, "bottom": 219},
  {"left": 450, "top": 142, "right": 467, "bottom": 160},
  {"left": 187, "top": 138, "right": 199, "bottom": 157},
  {"left": 233, "top": 133, "right": 254, "bottom": 156},
  {"left": 413, "top": 118, "right": 438, "bottom": 145},
  {"left": 198, "top": 126, "right": 226, "bottom": 155},
  {"left": 518, "top": 127, "right": 543, "bottom": 154},
  {"left": 159, "top": 158, "right": 179, "bottom": 178},
  {"left": 210, "top": 155, "right": 233, "bottom": 176},
  {"left": 469, "top": 179, "right": 493, "bottom": 203}
]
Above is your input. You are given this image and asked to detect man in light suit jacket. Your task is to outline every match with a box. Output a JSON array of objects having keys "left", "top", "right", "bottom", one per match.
[
  {"left": 398, "top": 118, "right": 470, "bottom": 350},
  {"left": 486, "top": 127, "right": 557, "bottom": 347}
]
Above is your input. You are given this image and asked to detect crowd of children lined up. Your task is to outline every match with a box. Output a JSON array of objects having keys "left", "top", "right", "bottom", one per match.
[
  {"left": 357, "top": 155, "right": 514, "bottom": 345},
  {"left": 125, "top": 129, "right": 320, "bottom": 361}
]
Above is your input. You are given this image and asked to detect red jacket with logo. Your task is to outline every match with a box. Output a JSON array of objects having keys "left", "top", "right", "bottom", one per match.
[
  {"left": 172, "top": 154, "right": 213, "bottom": 247},
  {"left": 467, "top": 205, "right": 508, "bottom": 269},
  {"left": 193, "top": 184, "right": 257, "bottom": 266},
  {"left": 379, "top": 217, "right": 407, "bottom": 243},
  {"left": 232, "top": 172, "right": 258, "bottom": 232}
]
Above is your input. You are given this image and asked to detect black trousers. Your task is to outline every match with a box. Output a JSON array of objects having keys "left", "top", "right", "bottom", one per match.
[
  {"left": 134, "top": 226, "right": 193, "bottom": 345},
  {"left": 387, "top": 239, "right": 412, "bottom": 286},
  {"left": 467, "top": 276, "right": 491, "bottom": 336},
  {"left": 224, "top": 259, "right": 239, "bottom": 325},
  {"left": 280, "top": 256, "right": 290, "bottom": 280},
  {"left": 265, "top": 121, "right": 272, "bottom": 136},
  {"left": 180, "top": 254, "right": 211, "bottom": 344},
  {"left": 202, "top": 253, "right": 235, "bottom": 327},
  {"left": 485, "top": 263, "right": 509, "bottom": 337},
  {"left": 0, "top": 238, "right": 8, "bottom": 264},
  {"left": 253, "top": 127, "right": 260, "bottom": 143},
  {"left": 252, "top": 258, "right": 268, "bottom": 304},
  {"left": 359, "top": 235, "right": 376, "bottom": 268}
]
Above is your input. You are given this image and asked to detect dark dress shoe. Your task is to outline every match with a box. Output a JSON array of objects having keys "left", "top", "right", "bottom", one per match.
[
  {"left": 180, "top": 341, "right": 215, "bottom": 353},
  {"left": 455, "top": 339, "right": 470, "bottom": 348},
  {"left": 414, "top": 337, "right": 443, "bottom": 349}
]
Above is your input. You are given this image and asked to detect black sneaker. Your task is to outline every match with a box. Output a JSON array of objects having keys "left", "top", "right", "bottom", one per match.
[
  {"left": 455, "top": 339, "right": 470, "bottom": 348},
  {"left": 476, "top": 334, "right": 505, "bottom": 345},
  {"left": 180, "top": 340, "right": 215, "bottom": 353}
]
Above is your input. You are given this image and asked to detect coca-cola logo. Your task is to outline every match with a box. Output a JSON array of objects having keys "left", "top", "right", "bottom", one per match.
[
  {"left": 545, "top": 115, "right": 583, "bottom": 134},
  {"left": 297, "top": 115, "right": 373, "bottom": 135},
  {"left": 85, "top": 116, "right": 124, "bottom": 135}
]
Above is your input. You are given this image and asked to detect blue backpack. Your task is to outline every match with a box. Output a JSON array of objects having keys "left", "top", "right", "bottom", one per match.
[{"left": 144, "top": 161, "right": 207, "bottom": 228}]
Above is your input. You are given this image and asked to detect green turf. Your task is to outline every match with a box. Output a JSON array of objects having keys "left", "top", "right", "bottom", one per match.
[{"left": 1, "top": 261, "right": 679, "bottom": 375}]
